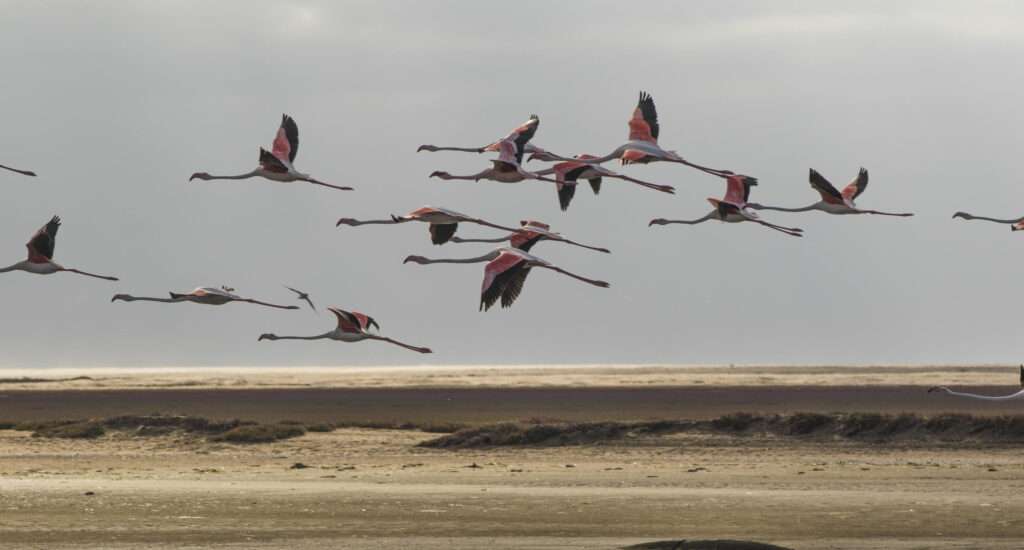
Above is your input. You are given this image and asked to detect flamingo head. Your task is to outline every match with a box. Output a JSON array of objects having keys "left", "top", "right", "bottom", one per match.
[
  {"left": 417, "top": 145, "right": 438, "bottom": 152},
  {"left": 189, "top": 172, "right": 212, "bottom": 181},
  {"left": 1012, "top": 222, "right": 1024, "bottom": 232},
  {"left": 111, "top": 294, "right": 129, "bottom": 303},
  {"left": 648, "top": 218, "right": 670, "bottom": 226},
  {"left": 336, "top": 218, "right": 358, "bottom": 227},
  {"left": 428, "top": 171, "right": 449, "bottom": 179},
  {"left": 257, "top": 333, "right": 278, "bottom": 341},
  {"left": 403, "top": 255, "right": 429, "bottom": 265}
]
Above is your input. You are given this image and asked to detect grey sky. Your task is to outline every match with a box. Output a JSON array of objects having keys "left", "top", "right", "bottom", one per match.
[{"left": 0, "top": 1, "right": 1021, "bottom": 367}]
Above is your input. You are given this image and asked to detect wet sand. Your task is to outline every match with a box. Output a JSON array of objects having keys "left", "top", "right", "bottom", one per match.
[{"left": 1, "top": 365, "right": 1022, "bottom": 549}]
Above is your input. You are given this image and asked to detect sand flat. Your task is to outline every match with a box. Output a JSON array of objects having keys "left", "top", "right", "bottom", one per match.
[{"left": 2, "top": 366, "right": 1023, "bottom": 549}]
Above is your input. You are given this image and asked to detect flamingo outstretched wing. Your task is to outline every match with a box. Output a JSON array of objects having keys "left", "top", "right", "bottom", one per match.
[
  {"left": 272, "top": 114, "right": 300, "bottom": 164},
  {"left": 351, "top": 311, "right": 380, "bottom": 332},
  {"left": 481, "top": 251, "right": 528, "bottom": 311},
  {"left": 259, "top": 148, "right": 289, "bottom": 173},
  {"left": 841, "top": 167, "right": 869, "bottom": 202},
  {"left": 429, "top": 223, "right": 459, "bottom": 245},
  {"left": 26, "top": 216, "right": 60, "bottom": 263},
  {"left": 808, "top": 169, "right": 846, "bottom": 205},
  {"left": 507, "top": 115, "right": 539, "bottom": 163},
  {"left": 628, "top": 91, "right": 660, "bottom": 143},
  {"left": 329, "top": 307, "right": 363, "bottom": 333}
]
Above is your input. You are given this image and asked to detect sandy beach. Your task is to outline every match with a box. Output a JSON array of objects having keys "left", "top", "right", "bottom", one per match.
[{"left": 2, "top": 365, "right": 1023, "bottom": 549}]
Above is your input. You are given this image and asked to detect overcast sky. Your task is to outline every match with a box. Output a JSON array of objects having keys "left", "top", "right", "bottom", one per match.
[{"left": 0, "top": 1, "right": 1022, "bottom": 367}]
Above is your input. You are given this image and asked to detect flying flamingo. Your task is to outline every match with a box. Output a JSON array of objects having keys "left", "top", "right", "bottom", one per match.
[
  {"left": 649, "top": 173, "right": 804, "bottom": 237},
  {"left": 189, "top": 114, "right": 353, "bottom": 191},
  {"left": 285, "top": 285, "right": 317, "bottom": 311},
  {"left": 417, "top": 114, "right": 569, "bottom": 161},
  {"left": 337, "top": 206, "right": 521, "bottom": 245},
  {"left": 928, "top": 366, "right": 1024, "bottom": 401},
  {"left": 952, "top": 211, "right": 1024, "bottom": 230},
  {"left": 259, "top": 307, "right": 432, "bottom": 353},
  {"left": 0, "top": 163, "right": 36, "bottom": 177},
  {"left": 427, "top": 115, "right": 576, "bottom": 185},
  {"left": 403, "top": 247, "right": 609, "bottom": 311},
  {"left": 531, "top": 154, "right": 675, "bottom": 211},
  {"left": 0, "top": 216, "right": 118, "bottom": 280},
  {"left": 111, "top": 286, "right": 298, "bottom": 310},
  {"left": 450, "top": 220, "right": 610, "bottom": 253},
  {"left": 541, "top": 92, "right": 729, "bottom": 174},
  {"left": 746, "top": 168, "right": 913, "bottom": 217}
]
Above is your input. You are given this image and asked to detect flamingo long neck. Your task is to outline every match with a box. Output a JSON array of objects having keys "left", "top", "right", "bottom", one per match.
[
  {"left": 272, "top": 333, "right": 332, "bottom": 341},
  {"left": 117, "top": 295, "right": 183, "bottom": 303},
  {"left": 960, "top": 214, "right": 1020, "bottom": 224},
  {"left": 419, "top": 252, "right": 498, "bottom": 265},
  {"left": 453, "top": 235, "right": 511, "bottom": 244},
  {"left": 346, "top": 219, "right": 401, "bottom": 226},
  {"left": 205, "top": 169, "right": 261, "bottom": 181},
  {"left": 665, "top": 213, "right": 717, "bottom": 225},
  {"left": 0, "top": 262, "right": 26, "bottom": 274},
  {"left": 753, "top": 204, "right": 818, "bottom": 213},
  {"left": 426, "top": 146, "right": 485, "bottom": 153}
]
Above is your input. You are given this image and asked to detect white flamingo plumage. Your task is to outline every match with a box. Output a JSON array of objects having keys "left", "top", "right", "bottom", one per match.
[
  {"left": 403, "top": 247, "right": 609, "bottom": 311},
  {"left": 189, "top": 114, "right": 352, "bottom": 192},
  {"left": 259, "top": 307, "right": 432, "bottom": 354},
  {"left": 929, "top": 366, "right": 1024, "bottom": 401},
  {"left": 337, "top": 206, "right": 521, "bottom": 245},
  {"left": 0, "top": 216, "right": 119, "bottom": 281},
  {"left": 747, "top": 168, "right": 913, "bottom": 217},
  {"left": 112, "top": 286, "right": 298, "bottom": 310}
]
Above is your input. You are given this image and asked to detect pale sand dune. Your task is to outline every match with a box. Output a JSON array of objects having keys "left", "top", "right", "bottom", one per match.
[{"left": 0, "top": 363, "right": 1018, "bottom": 390}]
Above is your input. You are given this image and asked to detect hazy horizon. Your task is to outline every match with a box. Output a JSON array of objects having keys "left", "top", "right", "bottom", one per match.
[{"left": 2, "top": 1, "right": 1023, "bottom": 367}]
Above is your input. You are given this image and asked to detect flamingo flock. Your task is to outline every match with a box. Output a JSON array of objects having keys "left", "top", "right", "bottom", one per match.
[{"left": 5, "top": 89, "right": 1020, "bottom": 382}]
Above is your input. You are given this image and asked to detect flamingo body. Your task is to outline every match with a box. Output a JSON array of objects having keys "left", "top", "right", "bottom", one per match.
[{"left": 0, "top": 216, "right": 119, "bottom": 281}]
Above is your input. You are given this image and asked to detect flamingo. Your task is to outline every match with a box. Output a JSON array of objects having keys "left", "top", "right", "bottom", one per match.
[
  {"left": 111, "top": 286, "right": 298, "bottom": 310},
  {"left": 417, "top": 114, "right": 568, "bottom": 161},
  {"left": 285, "top": 285, "right": 317, "bottom": 311},
  {"left": 450, "top": 220, "right": 610, "bottom": 253},
  {"left": 746, "top": 168, "right": 913, "bottom": 217},
  {"left": 0, "top": 163, "right": 36, "bottom": 177},
  {"left": 189, "top": 114, "right": 353, "bottom": 192},
  {"left": 649, "top": 173, "right": 804, "bottom": 237},
  {"left": 337, "top": 206, "right": 521, "bottom": 245},
  {"left": 0, "top": 216, "right": 118, "bottom": 280},
  {"left": 427, "top": 115, "right": 576, "bottom": 186},
  {"left": 259, "top": 307, "right": 432, "bottom": 353},
  {"left": 531, "top": 154, "right": 675, "bottom": 211},
  {"left": 541, "top": 92, "right": 729, "bottom": 174},
  {"left": 403, "top": 247, "right": 609, "bottom": 311},
  {"left": 928, "top": 366, "right": 1024, "bottom": 401},
  {"left": 952, "top": 211, "right": 1024, "bottom": 230}
]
